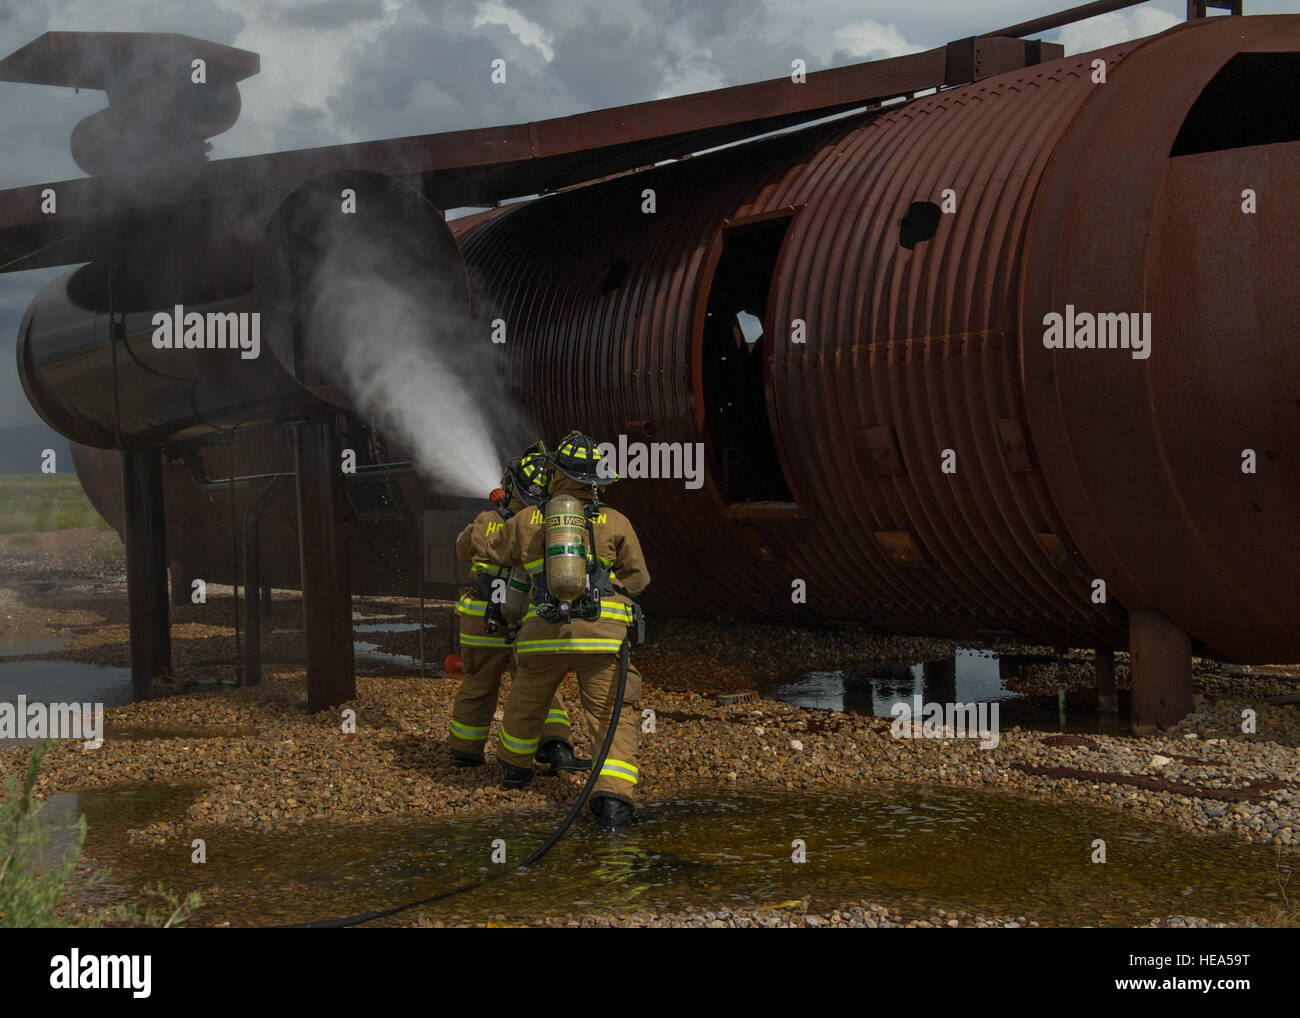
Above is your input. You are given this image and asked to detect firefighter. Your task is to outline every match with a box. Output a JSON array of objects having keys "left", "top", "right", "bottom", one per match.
[
  {"left": 486, "top": 431, "right": 650, "bottom": 829},
  {"left": 448, "top": 448, "right": 587, "bottom": 774}
]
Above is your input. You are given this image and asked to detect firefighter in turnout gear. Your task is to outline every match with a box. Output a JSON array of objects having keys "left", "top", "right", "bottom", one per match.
[
  {"left": 449, "top": 449, "right": 587, "bottom": 773},
  {"left": 486, "top": 431, "right": 650, "bottom": 829}
]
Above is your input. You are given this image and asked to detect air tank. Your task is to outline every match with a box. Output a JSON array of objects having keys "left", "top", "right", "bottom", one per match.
[
  {"left": 501, "top": 566, "right": 533, "bottom": 625},
  {"left": 543, "top": 494, "right": 590, "bottom": 607}
]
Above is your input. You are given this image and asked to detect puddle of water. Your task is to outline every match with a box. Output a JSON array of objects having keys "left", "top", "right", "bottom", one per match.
[
  {"left": 0, "top": 659, "right": 134, "bottom": 710},
  {"left": 765, "top": 648, "right": 1118, "bottom": 733},
  {"left": 353, "top": 640, "right": 422, "bottom": 669},
  {"left": 354, "top": 623, "right": 421, "bottom": 634},
  {"left": 0, "top": 635, "right": 72, "bottom": 656},
  {"left": 0, "top": 660, "right": 133, "bottom": 747},
  {"left": 24, "top": 784, "right": 203, "bottom": 892},
  {"left": 70, "top": 784, "right": 1282, "bottom": 928}
]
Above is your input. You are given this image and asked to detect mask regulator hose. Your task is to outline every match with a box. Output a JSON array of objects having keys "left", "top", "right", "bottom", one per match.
[{"left": 279, "top": 631, "right": 635, "bottom": 928}]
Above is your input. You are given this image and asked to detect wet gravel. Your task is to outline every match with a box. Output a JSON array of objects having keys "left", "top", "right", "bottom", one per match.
[{"left": 2, "top": 529, "right": 1298, "bottom": 927}]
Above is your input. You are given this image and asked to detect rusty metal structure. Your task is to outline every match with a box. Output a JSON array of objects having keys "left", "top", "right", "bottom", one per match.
[{"left": 2, "top": 2, "right": 1296, "bottom": 728}]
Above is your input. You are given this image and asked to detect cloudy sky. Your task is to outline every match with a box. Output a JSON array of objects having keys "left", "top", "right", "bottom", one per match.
[{"left": 0, "top": 0, "right": 1295, "bottom": 434}]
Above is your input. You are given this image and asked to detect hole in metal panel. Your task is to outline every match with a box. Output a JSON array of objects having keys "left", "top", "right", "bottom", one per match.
[{"left": 899, "top": 200, "right": 942, "bottom": 250}]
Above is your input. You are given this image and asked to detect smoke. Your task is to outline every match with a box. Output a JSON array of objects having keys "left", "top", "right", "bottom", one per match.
[{"left": 298, "top": 202, "right": 526, "bottom": 498}]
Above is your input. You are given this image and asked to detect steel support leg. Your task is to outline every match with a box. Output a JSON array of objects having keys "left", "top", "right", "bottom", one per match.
[
  {"left": 122, "top": 447, "right": 171, "bottom": 695},
  {"left": 1129, "top": 608, "right": 1193, "bottom": 731},
  {"left": 295, "top": 420, "right": 355, "bottom": 712}
]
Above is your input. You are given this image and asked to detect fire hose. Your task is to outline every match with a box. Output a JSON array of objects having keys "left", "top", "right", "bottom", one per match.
[{"left": 279, "top": 635, "right": 633, "bottom": 928}]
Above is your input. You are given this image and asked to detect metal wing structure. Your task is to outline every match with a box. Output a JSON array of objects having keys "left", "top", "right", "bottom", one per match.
[{"left": 1, "top": 2, "right": 1296, "bottom": 729}]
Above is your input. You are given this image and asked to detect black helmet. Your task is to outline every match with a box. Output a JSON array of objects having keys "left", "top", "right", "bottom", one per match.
[
  {"left": 550, "top": 431, "right": 616, "bottom": 485},
  {"left": 501, "top": 443, "right": 551, "bottom": 505}
]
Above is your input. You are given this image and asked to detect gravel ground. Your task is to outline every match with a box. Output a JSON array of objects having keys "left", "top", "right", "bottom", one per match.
[{"left": 2, "top": 528, "right": 1298, "bottom": 928}]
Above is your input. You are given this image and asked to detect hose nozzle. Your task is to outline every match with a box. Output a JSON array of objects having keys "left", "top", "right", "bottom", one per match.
[{"left": 489, "top": 487, "right": 507, "bottom": 507}]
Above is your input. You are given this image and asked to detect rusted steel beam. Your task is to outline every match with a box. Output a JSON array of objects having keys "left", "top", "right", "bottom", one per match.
[
  {"left": 0, "top": 31, "right": 259, "bottom": 88},
  {"left": 0, "top": 40, "right": 960, "bottom": 270},
  {"left": 294, "top": 420, "right": 355, "bottom": 712},
  {"left": 984, "top": 0, "right": 1154, "bottom": 38}
]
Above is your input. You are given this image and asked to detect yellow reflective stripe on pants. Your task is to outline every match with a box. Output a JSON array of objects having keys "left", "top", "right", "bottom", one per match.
[
  {"left": 499, "top": 725, "right": 539, "bottom": 755},
  {"left": 516, "top": 637, "right": 626, "bottom": 654},
  {"left": 460, "top": 631, "right": 509, "bottom": 647},
  {"left": 545, "top": 708, "right": 570, "bottom": 727},
  {"left": 450, "top": 720, "right": 489, "bottom": 741},
  {"left": 598, "top": 758, "right": 638, "bottom": 784}
]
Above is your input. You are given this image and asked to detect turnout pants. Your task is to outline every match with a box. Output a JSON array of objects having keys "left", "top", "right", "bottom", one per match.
[
  {"left": 498, "top": 651, "right": 642, "bottom": 801},
  {"left": 449, "top": 618, "right": 571, "bottom": 759}
]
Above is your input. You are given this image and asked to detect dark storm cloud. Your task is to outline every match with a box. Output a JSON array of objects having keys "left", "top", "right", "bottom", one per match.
[{"left": 279, "top": 0, "right": 386, "bottom": 30}]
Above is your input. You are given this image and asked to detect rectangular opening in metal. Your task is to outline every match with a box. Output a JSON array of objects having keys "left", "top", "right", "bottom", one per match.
[{"left": 701, "top": 214, "right": 797, "bottom": 508}]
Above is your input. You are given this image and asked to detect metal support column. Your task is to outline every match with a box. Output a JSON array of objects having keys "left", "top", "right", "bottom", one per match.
[
  {"left": 1129, "top": 608, "right": 1193, "bottom": 731},
  {"left": 294, "top": 420, "right": 356, "bottom": 712},
  {"left": 121, "top": 446, "right": 171, "bottom": 694}
]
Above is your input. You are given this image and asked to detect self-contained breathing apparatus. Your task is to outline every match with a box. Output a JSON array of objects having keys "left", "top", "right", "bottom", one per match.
[{"left": 532, "top": 488, "right": 644, "bottom": 643}]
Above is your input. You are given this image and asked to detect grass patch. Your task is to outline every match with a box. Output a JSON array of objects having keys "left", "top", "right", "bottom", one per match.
[
  {"left": 0, "top": 475, "right": 111, "bottom": 535},
  {"left": 93, "top": 542, "right": 125, "bottom": 563}
]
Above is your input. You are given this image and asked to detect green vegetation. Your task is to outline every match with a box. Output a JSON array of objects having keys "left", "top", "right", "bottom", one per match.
[
  {"left": 93, "top": 542, "right": 126, "bottom": 563},
  {"left": 0, "top": 742, "right": 201, "bottom": 928},
  {"left": 0, "top": 475, "right": 112, "bottom": 535}
]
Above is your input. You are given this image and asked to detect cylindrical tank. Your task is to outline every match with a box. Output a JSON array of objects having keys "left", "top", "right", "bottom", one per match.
[
  {"left": 457, "top": 14, "right": 1300, "bottom": 661},
  {"left": 543, "top": 493, "right": 589, "bottom": 605}
]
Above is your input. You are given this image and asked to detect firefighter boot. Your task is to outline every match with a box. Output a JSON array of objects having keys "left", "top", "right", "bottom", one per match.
[
  {"left": 451, "top": 750, "right": 484, "bottom": 769},
  {"left": 535, "top": 738, "right": 591, "bottom": 774},
  {"left": 589, "top": 792, "right": 634, "bottom": 829},
  {"left": 501, "top": 761, "right": 534, "bottom": 789}
]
